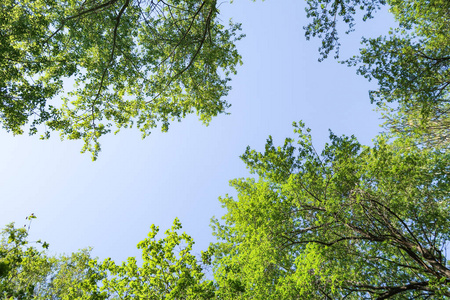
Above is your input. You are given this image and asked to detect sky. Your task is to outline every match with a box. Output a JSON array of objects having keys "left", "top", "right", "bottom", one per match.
[{"left": 0, "top": 0, "right": 397, "bottom": 263}]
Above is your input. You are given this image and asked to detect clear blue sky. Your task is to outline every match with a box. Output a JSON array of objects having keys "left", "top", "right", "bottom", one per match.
[{"left": 0, "top": 1, "right": 396, "bottom": 263}]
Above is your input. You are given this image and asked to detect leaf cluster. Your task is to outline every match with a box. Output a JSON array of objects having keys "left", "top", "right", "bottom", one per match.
[
  {"left": 1, "top": 0, "right": 243, "bottom": 159},
  {"left": 210, "top": 124, "right": 450, "bottom": 299}
]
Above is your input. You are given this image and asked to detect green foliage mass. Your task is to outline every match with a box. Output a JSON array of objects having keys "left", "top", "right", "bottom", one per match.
[
  {"left": 305, "top": 0, "right": 450, "bottom": 149},
  {"left": 0, "top": 217, "right": 214, "bottom": 299},
  {"left": 1, "top": 0, "right": 450, "bottom": 299},
  {"left": 90, "top": 218, "right": 214, "bottom": 299},
  {"left": 304, "top": 0, "right": 386, "bottom": 60},
  {"left": 347, "top": 0, "right": 450, "bottom": 150},
  {"left": 0, "top": 216, "right": 99, "bottom": 299},
  {"left": 3, "top": 124, "right": 449, "bottom": 298},
  {"left": 210, "top": 123, "right": 450, "bottom": 298},
  {"left": 0, "top": 0, "right": 242, "bottom": 159}
]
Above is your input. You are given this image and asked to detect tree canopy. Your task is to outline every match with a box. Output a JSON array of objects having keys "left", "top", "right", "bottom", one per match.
[
  {"left": 1, "top": 217, "right": 214, "bottom": 299},
  {"left": 1, "top": 0, "right": 242, "bottom": 159},
  {"left": 0, "top": 215, "right": 100, "bottom": 299},
  {"left": 305, "top": 0, "right": 450, "bottom": 148},
  {"left": 348, "top": 0, "right": 450, "bottom": 150},
  {"left": 210, "top": 123, "right": 450, "bottom": 299},
  {"left": 2, "top": 0, "right": 450, "bottom": 298}
]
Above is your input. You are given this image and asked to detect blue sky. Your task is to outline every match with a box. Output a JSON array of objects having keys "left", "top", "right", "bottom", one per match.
[{"left": 0, "top": 1, "right": 396, "bottom": 263}]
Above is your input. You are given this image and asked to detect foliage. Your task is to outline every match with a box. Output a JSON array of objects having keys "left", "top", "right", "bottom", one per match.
[
  {"left": 85, "top": 218, "right": 214, "bottom": 299},
  {"left": 2, "top": 0, "right": 450, "bottom": 299},
  {"left": 0, "top": 216, "right": 51, "bottom": 299},
  {"left": 3, "top": 123, "right": 450, "bottom": 299},
  {"left": 345, "top": 0, "right": 450, "bottom": 149},
  {"left": 0, "top": 0, "right": 242, "bottom": 159},
  {"left": 0, "top": 217, "right": 213, "bottom": 299},
  {"left": 305, "top": 0, "right": 450, "bottom": 148},
  {"left": 0, "top": 215, "right": 99, "bottom": 299},
  {"left": 209, "top": 122, "right": 450, "bottom": 299},
  {"left": 303, "top": 0, "right": 386, "bottom": 60}
]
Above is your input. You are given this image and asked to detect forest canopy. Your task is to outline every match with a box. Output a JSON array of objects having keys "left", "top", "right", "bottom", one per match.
[
  {"left": 0, "top": 0, "right": 242, "bottom": 159},
  {"left": 1, "top": 0, "right": 450, "bottom": 299}
]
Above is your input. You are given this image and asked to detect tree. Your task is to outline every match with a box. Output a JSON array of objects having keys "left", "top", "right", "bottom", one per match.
[
  {"left": 85, "top": 218, "right": 214, "bottom": 299},
  {"left": 305, "top": 0, "right": 450, "bottom": 149},
  {"left": 0, "top": 217, "right": 52, "bottom": 299},
  {"left": 1, "top": 0, "right": 242, "bottom": 159},
  {"left": 2, "top": 0, "right": 449, "bottom": 298},
  {"left": 4, "top": 123, "right": 449, "bottom": 299},
  {"left": 303, "top": 0, "right": 386, "bottom": 60},
  {"left": 209, "top": 122, "right": 450, "bottom": 299},
  {"left": 0, "top": 217, "right": 212, "bottom": 299},
  {"left": 0, "top": 216, "right": 101, "bottom": 299},
  {"left": 343, "top": 0, "right": 450, "bottom": 150}
]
